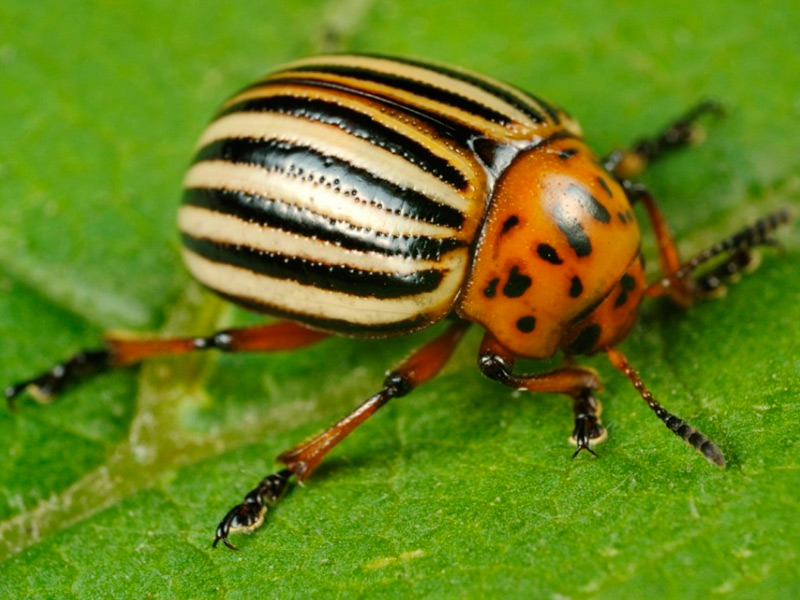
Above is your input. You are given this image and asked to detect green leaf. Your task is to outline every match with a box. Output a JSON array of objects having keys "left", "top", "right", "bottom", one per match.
[{"left": 1, "top": 1, "right": 799, "bottom": 598}]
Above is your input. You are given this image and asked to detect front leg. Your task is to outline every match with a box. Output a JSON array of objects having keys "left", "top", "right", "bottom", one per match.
[
  {"left": 604, "top": 101, "right": 723, "bottom": 179},
  {"left": 477, "top": 333, "right": 605, "bottom": 457}
]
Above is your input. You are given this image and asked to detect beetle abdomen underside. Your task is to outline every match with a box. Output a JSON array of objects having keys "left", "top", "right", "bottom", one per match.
[{"left": 179, "top": 54, "right": 570, "bottom": 335}]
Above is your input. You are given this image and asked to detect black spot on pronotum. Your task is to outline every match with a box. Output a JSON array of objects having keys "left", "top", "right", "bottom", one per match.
[
  {"left": 552, "top": 204, "right": 592, "bottom": 257},
  {"left": 569, "top": 276, "right": 583, "bottom": 298},
  {"left": 567, "top": 184, "right": 611, "bottom": 224},
  {"left": 621, "top": 274, "right": 636, "bottom": 291},
  {"left": 501, "top": 215, "right": 520, "bottom": 233},
  {"left": 568, "top": 324, "right": 602, "bottom": 355},
  {"left": 503, "top": 267, "right": 532, "bottom": 298},
  {"left": 483, "top": 277, "right": 499, "bottom": 298},
  {"left": 537, "top": 243, "right": 563, "bottom": 264},
  {"left": 516, "top": 316, "right": 536, "bottom": 333},
  {"left": 558, "top": 148, "right": 578, "bottom": 160},
  {"left": 618, "top": 211, "right": 628, "bottom": 224},
  {"left": 614, "top": 289, "right": 629, "bottom": 308},
  {"left": 597, "top": 177, "right": 613, "bottom": 198}
]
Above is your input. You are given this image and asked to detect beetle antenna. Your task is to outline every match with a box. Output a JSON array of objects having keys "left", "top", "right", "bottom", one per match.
[{"left": 606, "top": 347, "right": 725, "bottom": 467}]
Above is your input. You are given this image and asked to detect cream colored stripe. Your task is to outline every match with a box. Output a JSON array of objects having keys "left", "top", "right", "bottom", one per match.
[
  {"left": 182, "top": 248, "right": 467, "bottom": 324},
  {"left": 265, "top": 70, "right": 523, "bottom": 142},
  {"left": 179, "top": 205, "right": 456, "bottom": 274},
  {"left": 196, "top": 112, "right": 470, "bottom": 213},
  {"left": 184, "top": 161, "right": 461, "bottom": 240},
  {"left": 280, "top": 55, "right": 539, "bottom": 128},
  {"left": 221, "top": 83, "right": 482, "bottom": 188}
]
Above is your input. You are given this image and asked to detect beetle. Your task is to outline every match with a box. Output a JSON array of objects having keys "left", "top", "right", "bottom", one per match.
[{"left": 5, "top": 54, "right": 793, "bottom": 550}]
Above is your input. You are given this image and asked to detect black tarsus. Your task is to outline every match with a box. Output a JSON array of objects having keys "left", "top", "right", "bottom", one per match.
[
  {"left": 571, "top": 389, "right": 604, "bottom": 458},
  {"left": 675, "top": 208, "right": 794, "bottom": 285},
  {"left": 213, "top": 468, "right": 294, "bottom": 551},
  {"left": 5, "top": 349, "right": 110, "bottom": 409},
  {"left": 604, "top": 100, "right": 724, "bottom": 172}
]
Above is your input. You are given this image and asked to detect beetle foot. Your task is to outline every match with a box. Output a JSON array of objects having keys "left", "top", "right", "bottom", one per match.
[
  {"left": 570, "top": 389, "right": 606, "bottom": 458},
  {"left": 664, "top": 100, "right": 725, "bottom": 148},
  {"left": 212, "top": 468, "right": 293, "bottom": 550},
  {"left": 570, "top": 415, "right": 606, "bottom": 458},
  {"left": 5, "top": 349, "right": 110, "bottom": 409}
]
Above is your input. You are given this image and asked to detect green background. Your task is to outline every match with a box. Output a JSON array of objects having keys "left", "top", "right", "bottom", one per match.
[{"left": 1, "top": 1, "right": 799, "bottom": 598}]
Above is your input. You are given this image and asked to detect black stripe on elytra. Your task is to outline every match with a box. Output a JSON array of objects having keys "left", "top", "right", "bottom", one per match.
[
  {"left": 183, "top": 188, "right": 464, "bottom": 261},
  {"left": 567, "top": 324, "right": 602, "bottom": 355},
  {"left": 182, "top": 234, "right": 445, "bottom": 299},
  {"left": 220, "top": 94, "right": 468, "bottom": 190},
  {"left": 502, "top": 266, "right": 532, "bottom": 298},
  {"left": 537, "top": 243, "right": 563, "bottom": 265},
  {"left": 194, "top": 138, "right": 465, "bottom": 230},
  {"left": 373, "top": 54, "right": 551, "bottom": 124},
  {"left": 567, "top": 184, "right": 611, "bottom": 224},
  {"left": 215, "top": 290, "right": 430, "bottom": 336},
  {"left": 239, "top": 77, "right": 482, "bottom": 151},
  {"left": 280, "top": 64, "right": 513, "bottom": 125}
]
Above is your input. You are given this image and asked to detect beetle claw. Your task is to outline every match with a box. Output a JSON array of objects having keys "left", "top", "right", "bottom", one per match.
[
  {"left": 571, "top": 415, "right": 605, "bottom": 458},
  {"left": 212, "top": 469, "right": 293, "bottom": 550}
]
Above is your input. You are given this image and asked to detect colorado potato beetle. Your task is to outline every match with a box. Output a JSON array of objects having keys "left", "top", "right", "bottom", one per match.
[{"left": 6, "top": 54, "right": 793, "bottom": 550}]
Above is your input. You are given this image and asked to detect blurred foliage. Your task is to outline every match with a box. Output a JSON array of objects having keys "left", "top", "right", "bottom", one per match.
[{"left": 0, "top": 0, "right": 798, "bottom": 598}]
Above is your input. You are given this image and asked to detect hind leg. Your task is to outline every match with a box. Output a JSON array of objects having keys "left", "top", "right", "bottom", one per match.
[{"left": 5, "top": 322, "right": 329, "bottom": 408}]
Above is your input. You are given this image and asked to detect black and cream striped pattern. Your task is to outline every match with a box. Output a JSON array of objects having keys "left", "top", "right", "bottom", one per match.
[{"left": 180, "top": 54, "right": 576, "bottom": 335}]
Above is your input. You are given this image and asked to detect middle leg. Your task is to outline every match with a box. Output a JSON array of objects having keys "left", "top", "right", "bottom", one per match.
[{"left": 624, "top": 183, "right": 793, "bottom": 306}]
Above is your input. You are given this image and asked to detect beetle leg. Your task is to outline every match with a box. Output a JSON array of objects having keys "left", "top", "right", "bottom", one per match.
[
  {"left": 212, "top": 320, "right": 470, "bottom": 550},
  {"left": 604, "top": 100, "right": 723, "bottom": 178},
  {"left": 622, "top": 183, "right": 793, "bottom": 306},
  {"left": 606, "top": 347, "right": 725, "bottom": 467},
  {"left": 4, "top": 321, "right": 328, "bottom": 408},
  {"left": 477, "top": 333, "right": 605, "bottom": 457},
  {"left": 643, "top": 206, "right": 794, "bottom": 305},
  {"left": 623, "top": 182, "right": 687, "bottom": 303}
]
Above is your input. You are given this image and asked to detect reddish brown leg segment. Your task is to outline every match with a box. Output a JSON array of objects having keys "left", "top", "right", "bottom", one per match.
[
  {"left": 623, "top": 182, "right": 690, "bottom": 305},
  {"left": 477, "top": 333, "right": 605, "bottom": 456},
  {"left": 212, "top": 320, "right": 470, "bottom": 550},
  {"left": 622, "top": 182, "right": 794, "bottom": 307},
  {"left": 5, "top": 322, "right": 328, "bottom": 407},
  {"left": 606, "top": 347, "right": 725, "bottom": 467}
]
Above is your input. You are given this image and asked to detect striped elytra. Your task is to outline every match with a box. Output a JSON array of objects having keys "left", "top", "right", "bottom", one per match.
[{"left": 179, "top": 53, "right": 640, "bottom": 358}]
